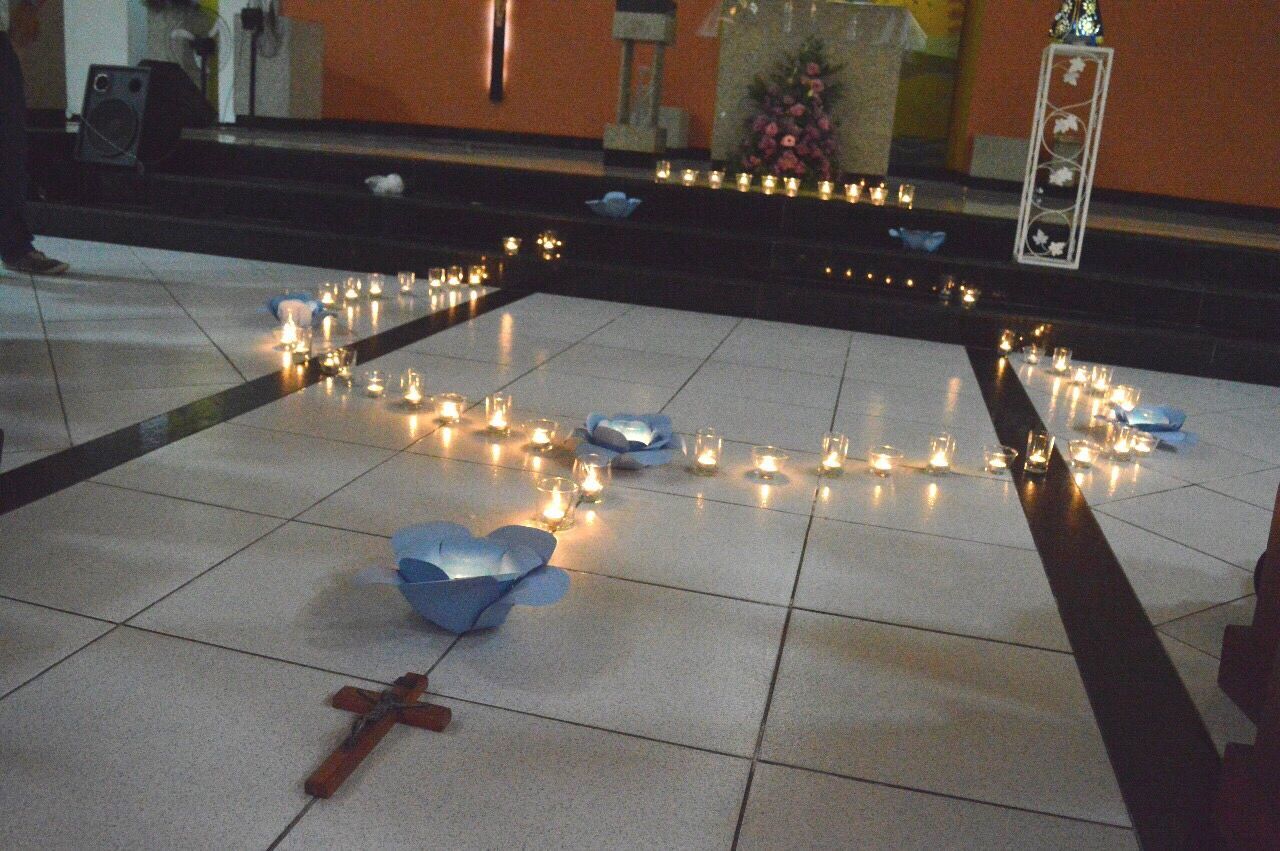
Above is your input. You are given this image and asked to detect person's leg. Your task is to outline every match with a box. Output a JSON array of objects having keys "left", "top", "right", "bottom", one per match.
[{"left": 0, "top": 31, "right": 35, "bottom": 262}]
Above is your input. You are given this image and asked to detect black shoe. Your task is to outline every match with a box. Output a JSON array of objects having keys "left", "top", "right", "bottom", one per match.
[{"left": 3, "top": 250, "right": 70, "bottom": 276}]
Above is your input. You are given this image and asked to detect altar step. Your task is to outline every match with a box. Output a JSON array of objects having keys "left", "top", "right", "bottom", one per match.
[{"left": 25, "top": 130, "right": 1280, "bottom": 384}]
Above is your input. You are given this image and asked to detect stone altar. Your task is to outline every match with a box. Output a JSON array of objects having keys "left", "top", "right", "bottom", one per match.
[{"left": 710, "top": 1, "right": 924, "bottom": 175}]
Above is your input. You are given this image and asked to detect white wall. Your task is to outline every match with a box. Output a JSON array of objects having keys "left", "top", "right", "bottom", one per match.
[{"left": 62, "top": 0, "right": 145, "bottom": 116}]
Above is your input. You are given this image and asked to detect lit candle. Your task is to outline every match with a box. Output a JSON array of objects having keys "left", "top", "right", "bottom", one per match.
[
  {"left": 762, "top": 174, "right": 778, "bottom": 195},
  {"left": 983, "top": 445, "right": 1016, "bottom": 475},
  {"left": 344, "top": 277, "right": 361, "bottom": 300},
  {"left": 428, "top": 268, "right": 446, "bottom": 289},
  {"left": 503, "top": 236, "right": 522, "bottom": 256},
  {"left": 869, "top": 445, "right": 901, "bottom": 477},
  {"left": 398, "top": 271, "right": 416, "bottom": 294},
  {"left": 1090, "top": 365, "right": 1113, "bottom": 396},
  {"left": 403, "top": 385, "right": 423, "bottom": 406},
  {"left": 1069, "top": 439, "right": 1098, "bottom": 468},
  {"left": 1109, "top": 425, "right": 1135, "bottom": 462},
  {"left": 574, "top": 452, "right": 610, "bottom": 504},
  {"left": 691, "top": 427, "right": 722, "bottom": 475},
  {"left": 844, "top": 182, "right": 862, "bottom": 203},
  {"left": 1025, "top": 431, "right": 1054, "bottom": 474},
  {"left": 1110, "top": 384, "right": 1141, "bottom": 413},
  {"left": 485, "top": 392, "right": 512, "bottom": 434},
  {"left": 654, "top": 160, "right": 672, "bottom": 182},
  {"left": 528, "top": 419, "right": 558, "bottom": 452},
  {"left": 998, "top": 330, "right": 1016, "bottom": 354},
  {"left": 681, "top": 168, "right": 698, "bottom": 187},
  {"left": 926, "top": 433, "right": 954, "bottom": 475},
  {"left": 364, "top": 371, "right": 386, "bottom": 398},
  {"left": 708, "top": 170, "right": 724, "bottom": 189},
  {"left": 319, "top": 286, "right": 336, "bottom": 306},
  {"left": 736, "top": 172, "right": 752, "bottom": 192},
  {"left": 820, "top": 431, "right": 848, "bottom": 476},
  {"left": 784, "top": 177, "right": 800, "bottom": 197},
  {"left": 535, "top": 476, "right": 579, "bottom": 531},
  {"left": 1023, "top": 344, "right": 1042, "bottom": 365},
  {"left": 367, "top": 274, "right": 384, "bottom": 298},
  {"left": 434, "top": 393, "right": 466, "bottom": 423},
  {"left": 1052, "top": 347, "right": 1072, "bottom": 374},
  {"left": 868, "top": 184, "right": 887, "bottom": 205},
  {"left": 1070, "top": 365, "right": 1090, "bottom": 386},
  {"left": 818, "top": 180, "right": 834, "bottom": 200},
  {"left": 752, "top": 445, "right": 786, "bottom": 480},
  {"left": 960, "top": 287, "right": 979, "bottom": 307},
  {"left": 446, "top": 266, "right": 463, "bottom": 287},
  {"left": 278, "top": 316, "right": 299, "bottom": 349},
  {"left": 468, "top": 265, "right": 485, "bottom": 286},
  {"left": 1133, "top": 432, "right": 1157, "bottom": 456},
  {"left": 898, "top": 183, "right": 915, "bottom": 206}
]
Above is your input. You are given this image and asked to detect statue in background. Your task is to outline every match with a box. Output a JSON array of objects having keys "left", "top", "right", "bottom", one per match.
[{"left": 1050, "top": 0, "right": 1104, "bottom": 45}]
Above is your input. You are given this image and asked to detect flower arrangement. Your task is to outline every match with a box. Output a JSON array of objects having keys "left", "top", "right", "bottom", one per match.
[{"left": 738, "top": 36, "right": 843, "bottom": 186}]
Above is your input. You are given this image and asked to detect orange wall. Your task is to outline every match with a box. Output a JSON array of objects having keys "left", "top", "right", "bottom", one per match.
[
  {"left": 949, "top": 0, "right": 1280, "bottom": 207},
  {"left": 280, "top": 0, "right": 722, "bottom": 147}
]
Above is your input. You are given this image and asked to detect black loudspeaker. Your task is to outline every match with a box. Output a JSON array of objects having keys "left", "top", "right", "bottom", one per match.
[{"left": 75, "top": 61, "right": 215, "bottom": 167}]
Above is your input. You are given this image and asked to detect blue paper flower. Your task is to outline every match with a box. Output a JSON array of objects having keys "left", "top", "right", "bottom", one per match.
[
  {"left": 1109, "top": 404, "right": 1198, "bottom": 449},
  {"left": 573, "top": 413, "right": 675, "bottom": 469},
  {"left": 354, "top": 522, "right": 570, "bottom": 634},
  {"left": 889, "top": 228, "right": 947, "bottom": 252},
  {"left": 586, "top": 191, "right": 642, "bottom": 219},
  {"left": 267, "top": 293, "right": 331, "bottom": 327}
]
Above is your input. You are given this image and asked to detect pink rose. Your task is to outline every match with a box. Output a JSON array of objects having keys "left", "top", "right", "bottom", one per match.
[
  {"left": 781, "top": 134, "right": 797, "bottom": 148},
  {"left": 789, "top": 104, "right": 806, "bottom": 117},
  {"left": 818, "top": 116, "right": 831, "bottom": 131},
  {"left": 764, "top": 122, "right": 779, "bottom": 137},
  {"left": 810, "top": 79, "right": 825, "bottom": 94},
  {"left": 751, "top": 116, "right": 768, "bottom": 132},
  {"left": 745, "top": 155, "right": 761, "bottom": 168},
  {"left": 796, "top": 143, "right": 811, "bottom": 157},
  {"left": 795, "top": 162, "right": 808, "bottom": 175},
  {"left": 807, "top": 62, "right": 821, "bottom": 76}
]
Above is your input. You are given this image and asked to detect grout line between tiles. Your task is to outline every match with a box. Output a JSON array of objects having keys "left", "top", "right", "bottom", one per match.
[
  {"left": 1153, "top": 592, "right": 1256, "bottom": 630},
  {"left": 264, "top": 797, "right": 318, "bottom": 851},
  {"left": 0, "top": 624, "right": 121, "bottom": 703},
  {"left": 1089, "top": 507, "right": 1259, "bottom": 575},
  {"left": 26, "top": 272, "right": 75, "bottom": 447}
]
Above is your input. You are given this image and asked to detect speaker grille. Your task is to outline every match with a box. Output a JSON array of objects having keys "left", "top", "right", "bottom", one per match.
[{"left": 84, "top": 98, "right": 140, "bottom": 158}]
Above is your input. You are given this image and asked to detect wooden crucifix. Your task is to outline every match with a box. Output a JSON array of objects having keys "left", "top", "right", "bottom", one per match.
[{"left": 305, "top": 672, "right": 451, "bottom": 798}]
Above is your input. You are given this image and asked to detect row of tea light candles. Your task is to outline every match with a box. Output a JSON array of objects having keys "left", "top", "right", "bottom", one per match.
[
  {"left": 316, "top": 267, "right": 488, "bottom": 307},
  {"left": 654, "top": 161, "right": 914, "bottom": 206}
]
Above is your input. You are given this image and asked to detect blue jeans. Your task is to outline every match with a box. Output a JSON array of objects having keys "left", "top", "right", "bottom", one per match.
[{"left": 0, "top": 32, "right": 34, "bottom": 261}]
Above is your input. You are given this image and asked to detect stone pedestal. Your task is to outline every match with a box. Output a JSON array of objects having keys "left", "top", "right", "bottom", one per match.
[
  {"left": 604, "top": 2, "right": 678, "bottom": 158},
  {"left": 710, "top": 1, "right": 924, "bottom": 175},
  {"left": 234, "top": 17, "right": 324, "bottom": 120}
]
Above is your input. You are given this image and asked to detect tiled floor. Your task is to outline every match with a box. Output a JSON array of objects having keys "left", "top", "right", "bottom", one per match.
[{"left": 3, "top": 241, "right": 1277, "bottom": 848}]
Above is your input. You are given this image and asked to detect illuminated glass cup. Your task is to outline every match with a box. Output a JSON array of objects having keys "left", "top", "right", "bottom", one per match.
[
  {"left": 691, "top": 427, "right": 722, "bottom": 475},
  {"left": 535, "top": 476, "right": 580, "bottom": 531},
  {"left": 484, "top": 392, "right": 513, "bottom": 434},
  {"left": 983, "top": 445, "right": 1018, "bottom": 475},
  {"left": 1025, "top": 431, "right": 1055, "bottom": 474},
  {"left": 433, "top": 393, "right": 467, "bottom": 423},
  {"left": 751, "top": 446, "right": 787, "bottom": 480},
  {"left": 820, "top": 431, "right": 849, "bottom": 476},
  {"left": 868, "top": 445, "right": 902, "bottom": 477},
  {"left": 573, "top": 452, "right": 611, "bottom": 503},
  {"left": 397, "top": 271, "right": 416, "bottom": 294}
]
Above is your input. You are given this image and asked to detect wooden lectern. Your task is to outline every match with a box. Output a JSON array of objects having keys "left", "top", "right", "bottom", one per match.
[{"left": 1215, "top": 483, "right": 1280, "bottom": 849}]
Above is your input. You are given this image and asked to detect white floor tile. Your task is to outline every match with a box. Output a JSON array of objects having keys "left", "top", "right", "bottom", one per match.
[
  {"left": 684, "top": 359, "right": 842, "bottom": 409},
  {"left": 539, "top": 341, "right": 704, "bottom": 388},
  {"left": 279, "top": 697, "right": 748, "bottom": 850},
  {"left": 35, "top": 275, "right": 184, "bottom": 324},
  {"left": 1161, "top": 636, "right": 1255, "bottom": 755},
  {"left": 61, "top": 382, "right": 236, "bottom": 444},
  {"left": 1097, "top": 486, "right": 1272, "bottom": 571},
  {"left": 500, "top": 367, "right": 676, "bottom": 423},
  {"left": 432, "top": 572, "right": 786, "bottom": 755},
  {"left": 796, "top": 519, "right": 1069, "bottom": 650},
  {"left": 738, "top": 763, "right": 1137, "bottom": 851},
  {"left": 1158, "top": 596, "right": 1256, "bottom": 657},
  {"left": 762, "top": 612, "right": 1129, "bottom": 825},
  {"left": 0, "top": 481, "right": 279, "bottom": 621},
  {"left": 662, "top": 388, "right": 834, "bottom": 453},
  {"left": 711, "top": 318, "right": 851, "bottom": 376},
  {"left": 0, "top": 598, "right": 111, "bottom": 696},
  {"left": 0, "top": 628, "right": 361, "bottom": 850},
  {"left": 1200, "top": 467, "right": 1280, "bottom": 511},
  {"left": 96, "top": 422, "right": 395, "bottom": 518},
  {"left": 131, "top": 522, "right": 455, "bottom": 681},
  {"left": 584, "top": 307, "right": 738, "bottom": 358}
]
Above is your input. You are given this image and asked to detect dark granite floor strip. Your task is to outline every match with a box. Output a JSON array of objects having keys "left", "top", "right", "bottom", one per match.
[{"left": 967, "top": 347, "right": 1222, "bottom": 850}]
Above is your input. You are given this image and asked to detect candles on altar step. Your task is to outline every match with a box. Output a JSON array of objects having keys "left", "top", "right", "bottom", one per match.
[
  {"left": 762, "top": 174, "right": 779, "bottom": 195},
  {"left": 998, "top": 329, "right": 1017, "bottom": 355},
  {"left": 428, "top": 267, "right": 446, "bottom": 288},
  {"left": 844, "top": 182, "right": 862, "bottom": 203},
  {"left": 484, "top": 392, "right": 512, "bottom": 434},
  {"left": 363, "top": 370, "right": 386, "bottom": 398},
  {"left": 1022, "top": 343, "right": 1042, "bottom": 364},
  {"left": 868, "top": 183, "right": 888, "bottom": 205},
  {"left": 898, "top": 183, "right": 915, "bottom": 207},
  {"left": 367, "top": 274, "right": 384, "bottom": 298},
  {"left": 708, "top": 170, "right": 724, "bottom": 189},
  {"left": 736, "top": 172, "right": 753, "bottom": 192},
  {"left": 503, "top": 236, "right": 522, "bottom": 256},
  {"left": 398, "top": 271, "right": 416, "bottom": 294},
  {"left": 681, "top": 168, "right": 698, "bottom": 187},
  {"left": 654, "top": 160, "right": 672, "bottom": 182},
  {"left": 1068, "top": 439, "right": 1099, "bottom": 468},
  {"left": 784, "top": 177, "right": 800, "bottom": 197},
  {"left": 818, "top": 180, "right": 834, "bottom": 200}
]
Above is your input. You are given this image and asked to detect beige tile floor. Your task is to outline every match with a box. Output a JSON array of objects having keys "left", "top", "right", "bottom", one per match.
[{"left": 4, "top": 244, "right": 1277, "bottom": 847}]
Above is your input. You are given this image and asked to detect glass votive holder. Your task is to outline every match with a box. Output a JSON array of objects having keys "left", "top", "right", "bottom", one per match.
[
  {"left": 433, "top": 392, "right": 467, "bottom": 423},
  {"left": 318, "top": 346, "right": 355, "bottom": 379},
  {"left": 844, "top": 182, "right": 862, "bottom": 203},
  {"left": 363, "top": 370, "right": 387, "bottom": 398},
  {"left": 820, "top": 431, "right": 849, "bottom": 476},
  {"left": 400, "top": 370, "right": 425, "bottom": 407},
  {"left": 868, "top": 445, "right": 902, "bottom": 477},
  {"left": 366, "top": 273, "right": 385, "bottom": 298},
  {"left": 818, "top": 180, "right": 834, "bottom": 200},
  {"left": 681, "top": 168, "right": 698, "bottom": 187},
  {"left": 751, "top": 445, "right": 787, "bottom": 480},
  {"left": 1070, "top": 364, "right": 1091, "bottom": 386},
  {"left": 428, "top": 267, "right": 446, "bottom": 288},
  {"left": 736, "top": 172, "right": 752, "bottom": 192},
  {"left": 1022, "top": 343, "right": 1042, "bottom": 365},
  {"left": 868, "top": 183, "right": 888, "bottom": 205},
  {"left": 926, "top": 433, "right": 955, "bottom": 475},
  {"left": 998, "top": 329, "right": 1017, "bottom": 355},
  {"left": 343, "top": 276, "right": 362, "bottom": 301},
  {"left": 960, "top": 287, "right": 980, "bottom": 308},
  {"left": 898, "top": 183, "right": 915, "bottom": 206},
  {"left": 467, "top": 265, "right": 486, "bottom": 286},
  {"left": 397, "top": 271, "right": 416, "bottom": 294},
  {"left": 1108, "top": 423, "right": 1136, "bottom": 462},
  {"left": 691, "top": 427, "right": 723, "bottom": 475},
  {"left": 446, "top": 266, "right": 464, "bottom": 287},
  {"left": 537, "top": 230, "right": 562, "bottom": 251},
  {"left": 654, "top": 160, "right": 672, "bottom": 182},
  {"left": 1025, "top": 431, "right": 1055, "bottom": 474},
  {"left": 290, "top": 327, "right": 313, "bottom": 364},
  {"left": 762, "top": 174, "right": 779, "bottom": 195},
  {"left": 1089, "top": 365, "right": 1113, "bottom": 396},
  {"left": 1051, "top": 347, "right": 1073, "bottom": 374},
  {"left": 708, "top": 170, "right": 725, "bottom": 189},
  {"left": 527, "top": 418, "right": 559, "bottom": 452},
  {"left": 573, "top": 452, "right": 611, "bottom": 504},
  {"left": 276, "top": 316, "right": 302, "bottom": 351},
  {"left": 503, "top": 236, "right": 522, "bottom": 256},
  {"left": 1133, "top": 432, "right": 1158, "bottom": 456},
  {"left": 1068, "top": 439, "right": 1100, "bottom": 468},
  {"left": 784, "top": 177, "right": 800, "bottom": 197},
  {"left": 1109, "top": 384, "right": 1141, "bottom": 413},
  {"left": 983, "top": 445, "right": 1018, "bottom": 475},
  {"left": 484, "top": 392, "right": 512, "bottom": 434},
  {"left": 318, "top": 284, "right": 337, "bottom": 306},
  {"left": 535, "top": 476, "right": 580, "bottom": 532}
]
